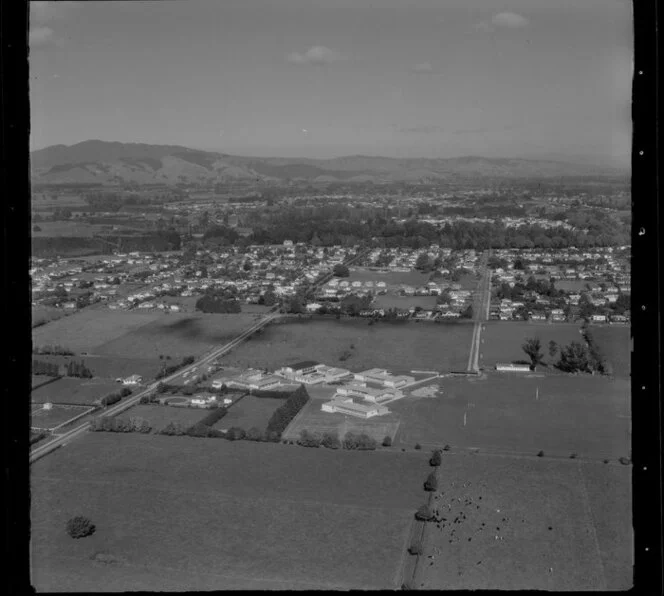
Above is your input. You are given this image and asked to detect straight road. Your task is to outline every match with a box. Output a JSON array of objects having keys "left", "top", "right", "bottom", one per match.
[{"left": 467, "top": 250, "right": 492, "bottom": 372}]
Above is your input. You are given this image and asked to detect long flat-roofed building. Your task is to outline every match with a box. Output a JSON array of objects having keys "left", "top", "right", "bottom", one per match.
[
  {"left": 321, "top": 397, "right": 389, "bottom": 419},
  {"left": 353, "top": 368, "right": 415, "bottom": 388}
]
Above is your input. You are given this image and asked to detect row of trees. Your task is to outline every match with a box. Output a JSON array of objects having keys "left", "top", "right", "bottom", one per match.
[
  {"left": 89, "top": 415, "right": 150, "bottom": 433},
  {"left": 99, "top": 387, "right": 132, "bottom": 406},
  {"left": 522, "top": 331, "right": 610, "bottom": 375},
  {"left": 265, "top": 385, "right": 310, "bottom": 438},
  {"left": 155, "top": 355, "right": 196, "bottom": 380},
  {"left": 32, "top": 344, "right": 74, "bottom": 356},
  {"left": 195, "top": 293, "right": 242, "bottom": 314}
]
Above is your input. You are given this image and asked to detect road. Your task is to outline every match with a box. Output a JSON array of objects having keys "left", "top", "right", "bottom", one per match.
[
  {"left": 30, "top": 248, "right": 370, "bottom": 464},
  {"left": 466, "top": 250, "right": 492, "bottom": 373}
]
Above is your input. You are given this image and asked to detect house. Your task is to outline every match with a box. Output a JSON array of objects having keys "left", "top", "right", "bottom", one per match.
[
  {"left": 306, "top": 302, "right": 322, "bottom": 313},
  {"left": 530, "top": 313, "right": 547, "bottom": 321},
  {"left": 495, "top": 363, "right": 531, "bottom": 372},
  {"left": 591, "top": 314, "right": 607, "bottom": 323},
  {"left": 321, "top": 397, "right": 389, "bottom": 418},
  {"left": 123, "top": 374, "right": 143, "bottom": 385},
  {"left": 190, "top": 395, "right": 217, "bottom": 407}
]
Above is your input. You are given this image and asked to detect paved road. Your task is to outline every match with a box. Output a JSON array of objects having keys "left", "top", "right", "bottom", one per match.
[{"left": 467, "top": 250, "right": 492, "bottom": 372}]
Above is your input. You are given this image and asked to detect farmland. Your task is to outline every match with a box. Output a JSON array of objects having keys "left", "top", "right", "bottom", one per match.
[
  {"left": 389, "top": 372, "right": 630, "bottom": 460},
  {"left": 282, "top": 398, "right": 401, "bottom": 443},
  {"left": 591, "top": 325, "right": 631, "bottom": 378},
  {"left": 479, "top": 322, "right": 584, "bottom": 368},
  {"left": 32, "top": 306, "right": 72, "bottom": 328},
  {"left": 31, "top": 404, "right": 94, "bottom": 430},
  {"left": 222, "top": 319, "right": 474, "bottom": 374},
  {"left": 31, "top": 378, "right": 120, "bottom": 405},
  {"left": 30, "top": 434, "right": 429, "bottom": 591},
  {"left": 123, "top": 404, "right": 209, "bottom": 431},
  {"left": 213, "top": 395, "right": 283, "bottom": 431},
  {"left": 415, "top": 453, "right": 631, "bottom": 590}
]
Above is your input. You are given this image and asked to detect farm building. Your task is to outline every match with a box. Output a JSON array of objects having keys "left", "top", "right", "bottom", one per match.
[
  {"left": 321, "top": 397, "right": 390, "bottom": 419},
  {"left": 495, "top": 363, "right": 531, "bottom": 372},
  {"left": 123, "top": 374, "right": 143, "bottom": 385}
]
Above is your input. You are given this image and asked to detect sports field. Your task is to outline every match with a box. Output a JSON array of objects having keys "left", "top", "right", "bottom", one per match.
[
  {"left": 591, "top": 325, "right": 631, "bottom": 378},
  {"left": 30, "top": 434, "right": 429, "bottom": 591},
  {"left": 213, "top": 395, "right": 284, "bottom": 431},
  {"left": 31, "top": 378, "right": 121, "bottom": 405},
  {"left": 479, "top": 322, "right": 584, "bottom": 367},
  {"left": 415, "top": 453, "right": 632, "bottom": 590},
  {"left": 390, "top": 373, "right": 630, "bottom": 460},
  {"left": 222, "top": 319, "right": 474, "bottom": 375},
  {"left": 345, "top": 268, "right": 430, "bottom": 288},
  {"left": 282, "top": 398, "right": 401, "bottom": 443}
]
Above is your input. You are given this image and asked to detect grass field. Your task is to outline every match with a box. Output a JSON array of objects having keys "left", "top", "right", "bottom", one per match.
[
  {"left": 31, "top": 404, "right": 94, "bottom": 430},
  {"left": 30, "top": 434, "right": 429, "bottom": 591},
  {"left": 282, "top": 398, "right": 401, "bottom": 443},
  {"left": 94, "top": 313, "right": 263, "bottom": 360},
  {"left": 416, "top": 453, "right": 632, "bottom": 590},
  {"left": 222, "top": 319, "right": 474, "bottom": 375},
  {"left": 32, "top": 307, "right": 71, "bottom": 328},
  {"left": 591, "top": 325, "right": 631, "bottom": 378},
  {"left": 124, "top": 404, "right": 208, "bottom": 431},
  {"left": 346, "top": 268, "right": 430, "bottom": 288},
  {"left": 32, "top": 310, "right": 163, "bottom": 353},
  {"left": 33, "top": 354, "right": 163, "bottom": 381},
  {"left": 480, "top": 322, "right": 584, "bottom": 367},
  {"left": 31, "top": 221, "right": 110, "bottom": 237},
  {"left": 214, "top": 395, "right": 283, "bottom": 431},
  {"left": 31, "top": 378, "right": 121, "bottom": 405},
  {"left": 374, "top": 295, "right": 438, "bottom": 310},
  {"left": 389, "top": 373, "right": 630, "bottom": 460},
  {"left": 554, "top": 280, "right": 592, "bottom": 292}
]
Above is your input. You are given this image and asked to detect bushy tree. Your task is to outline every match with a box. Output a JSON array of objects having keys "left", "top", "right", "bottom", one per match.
[
  {"left": 297, "top": 429, "right": 322, "bottom": 447},
  {"left": 415, "top": 504, "right": 433, "bottom": 521},
  {"left": 382, "top": 435, "right": 392, "bottom": 447},
  {"left": 246, "top": 427, "right": 263, "bottom": 441},
  {"left": 225, "top": 427, "right": 246, "bottom": 441},
  {"left": 548, "top": 340, "right": 558, "bottom": 359},
  {"left": 66, "top": 516, "right": 95, "bottom": 539},
  {"left": 557, "top": 341, "right": 592, "bottom": 373},
  {"left": 429, "top": 450, "right": 442, "bottom": 466},
  {"left": 522, "top": 337, "right": 544, "bottom": 370},
  {"left": 333, "top": 263, "right": 350, "bottom": 277},
  {"left": 424, "top": 472, "right": 438, "bottom": 491},
  {"left": 321, "top": 432, "right": 341, "bottom": 449}
]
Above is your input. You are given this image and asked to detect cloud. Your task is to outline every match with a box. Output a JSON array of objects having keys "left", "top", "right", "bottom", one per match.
[
  {"left": 492, "top": 12, "right": 529, "bottom": 28},
  {"left": 475, "top": 11, "right": 529, "bottom": 32},
  {"left": 287, "top": 46, "right": 343, "bottom": 65},
  {"left": 29, "top": 27, "right": 55, "bottom": 47},
  {"left": 412, "top": 62, "right": 433, "bottom": 73}
]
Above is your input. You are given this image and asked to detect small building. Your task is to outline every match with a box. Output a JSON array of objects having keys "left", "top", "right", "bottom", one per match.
[
  {"left": 495, "top": 363, "right": 531, "bottom": 372},
  {"left": 321, "top": 397, "right": 389, "bottom": 418},
  {"left": 122, "top": 374, "right": 143, "bottom": 385}
]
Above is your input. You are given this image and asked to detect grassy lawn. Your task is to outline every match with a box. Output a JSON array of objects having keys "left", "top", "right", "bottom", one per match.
[
  {"left": 282, "top": 398, "right": 401, "bottom": 443},
  {"left": 480, "top": 322, "right": 584, "bottom": 368},
  {"left": 590, "top": 325, "right": 631, "bottom": 378},
  {"left": 33, "top": 310, "right": 163, "bottom": 353},
  {"left": 30, "top": 434, "right": 429, "bottom": 591},
  {"left": 346, "top": 268, "right": 431, "bottom": 288},
  {"left": 94, "top": 313, "right": 263, "bottom": 360},
  {"left": 32, "top": 307, "right": 72, "bottom": 328},
  {"left": 214, "top": 395, "right": 284, "bottom": 431},
  {"left": 33, "top": 354, "right": 162, "bottom": 381},
  {"left": 31, "top": 378, "right": 121, "bottom": 405},
  {"left": 374, "top": 295, "right": 438, "bottom": 310},
  {"left": 416, "top": 453, "right": 631, "bottom": 591},
  {"left": 222, "top": 319, "right": 474, "bottom": 375},
  {"left": 390, "top": 372, "right": 630, "bottom": 460},
  {"left": 31, "top": 404, "right": 94, "bottom": 430},
  {"left": 123, "top": 404, "right": 210, "bottom": 431}
]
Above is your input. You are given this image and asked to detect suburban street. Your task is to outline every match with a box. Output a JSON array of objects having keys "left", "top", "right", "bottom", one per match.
[{"left": 467, "top": 249, "right": 492, "bottom": 372}]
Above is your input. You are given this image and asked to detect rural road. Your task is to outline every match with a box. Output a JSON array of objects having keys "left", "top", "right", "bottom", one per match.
[
  {"left": 30, "top": 249, "right": 369, "bottom": 464},
  {"left": 467, "top": 250, "right": 492, "bottom": 373}
]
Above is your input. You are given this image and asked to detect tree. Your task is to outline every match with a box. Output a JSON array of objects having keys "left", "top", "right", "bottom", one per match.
[
  {"left": 66, "top": 516, "right": 96, "bottom": 539},
  {"left": 548, "top": 340, "right": 558, "bottom": 359},
  {"left": 415, "top": 253, "right": 431, "bottom": 271},
  {"left": 382, "top": 435, "right": 392, "bottom": 447},
  {"left": 322, "top": 432, "right": 341, "bottom": 449},
  {"left": 424, "top": 472, "right": 438, "bottom": 491},
  {"left": 522, "top": 337, "right": 544, "bottom": 370},
  {"left": 246, "top": 427, "right": 263, "bottom": 441},
  {"left": 460, "top": 304, "right": 474, "bottom": 319},
  {"left": 33, "top": 224, "right": 42, "bottom": 232},
  {"left": 430, "top": 450, "right": 442, "bottom": 466},
  {"left": 557, "top": 341, "right": 592, "bottom": 373},
  {"left": 415, "top": 504, "right": 434, "bottom": 521},
  {"left": 333, "top": 263, "right": 350, "bottom": 277}
]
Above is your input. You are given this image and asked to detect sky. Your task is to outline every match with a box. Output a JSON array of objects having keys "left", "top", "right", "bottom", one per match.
[{"left": 29, "top": 0, "right": 632, "bottom": 165}]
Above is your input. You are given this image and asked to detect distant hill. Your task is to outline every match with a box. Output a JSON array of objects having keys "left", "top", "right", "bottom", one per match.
[{"left": 30, "top": 140, "right": 627, "bottom": 186}]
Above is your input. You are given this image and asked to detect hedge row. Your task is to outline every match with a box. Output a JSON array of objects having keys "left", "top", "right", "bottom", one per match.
[
  {"left": 100, "top": 387, "right": 132, "bottom": 406},
  {"left": 89, "top": 416, "right": 151, "bottom": 433},
  {"left": 195, "top": 406, "right": 229, "bottom": 427},
  {"left": 265, "top": 385, "right": 310, "bottom": 437},
  {"left": 250, "top": 388, "right": 290, "bottom": 399}
]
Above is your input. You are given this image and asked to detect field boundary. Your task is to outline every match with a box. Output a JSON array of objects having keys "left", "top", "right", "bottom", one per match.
[{"left": 31, "top": 375, "right": 63, "bottom": 391}]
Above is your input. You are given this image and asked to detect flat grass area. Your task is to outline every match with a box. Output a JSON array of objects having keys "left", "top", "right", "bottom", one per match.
[
  {"left": 480, "top": 322, "right": 583, "bottom": 368},
  {"left": 555, "top": 280, "right": 591, "bottom": 292},
  {"left": 30, "top": 434, "right": 429, "bottom": 591},
  {"left": 31, "top": 378, "right": 120, "bottom": 405},
  {"left": 30, "top": 221, "right": 110, "bottom": 237},
  {"left": 124, "top": 404, "right": 208, "bottom": 431},
  {"left": 374, "top": 295, "right": 438, "bottom": 310},
  {"left": 214, "top": 395, "right": 284, "bottom": 431},
  {"left": 223, "top": 319, "right": 474, "bottom": 375},
  {"left": 416, "top": 453, "right": 631, "bottom": 590},
  {"left": 33, "top": 354, "right": 162, "bottom": 381},
  {"left": 282, "top": 398, "right": 401, "bottom": 443},
  {"left": 94, "top": 313, "right": 263, "bottom": 360},
  {"left": 390, "top": 372, "right": 630, "bottom": 460},
  {"left": 32, "top": 307, "right": 71, "bottom": 328},
  {"left": 32, "top": 310, "right": 162, "bottom": 353},
  {"left": 346, "top": 268, "right": 431, "bottom": 288},
  {"left": 31, "top": 404, "right": 94, "bottom": 430},
  {"left": 591, "top": 325, "right": 631, "bottom": 378}
]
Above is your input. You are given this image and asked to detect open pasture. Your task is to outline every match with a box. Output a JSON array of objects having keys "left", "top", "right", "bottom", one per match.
[
  {"left": 94, "top": 313, "right": 262, "bottom": 360},
  {"left": 391, "top": 373, "right": 630, "bottom": 460},
  {"left": 30, "top": 434, "right": 429, "bottom": 591},
  {"left": 374, "top": 294, "right": 438, "bottom": 310},
  {"left": 282, "top": 398, "right": 401, "bottom": 443},
  {"left": 346, "top": 267, "right": 430, "bottom": 288},
  {"left": 31, "top": 404, "right": 94, "bottom": 430},
  {"left": 32, "top": 307, "right": 71, "bottom": 328},
  {"left": 32, "top": 309, "right": 162, "bottom": 353},
  {"left": 125, "top": 404, "right": 209, "bottom": 431},
  {"left": 591, "top": 325, "right": 631, "bottom": 378},
  {"left": 33, "top": 354, "right": 162, "bottom": 381},
  {"left": 479, "top": 321, "right": 583, "bottom": 368},
  {"left": 31, "top": 377, "right": 120, "bottom": 405},
  {"left": 416, "top": 453, "right": 631, "bottom": 590},
  {"left": 30, "top": 221, "right": 109, "bottom": 237},
  {"left": 214, "top": 395, "right": 283, "bottom": 431},
  {"left": 222, "top": 319, "right": 474, "bottom": 375}
]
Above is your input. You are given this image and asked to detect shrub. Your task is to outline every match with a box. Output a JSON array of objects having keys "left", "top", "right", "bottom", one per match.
[
  {"left": 158, "top": 422, "right": 186, "bottom": 436},
  {"left": 225, "top": 427, "right": 246, "bottom": 441},
  {"left": 100, "top": 392, "right": 121, "bottom": 407},
  {"left": 619, "top": 456, "right": 631, "bottom": 465},
  {"left": 197, "top": 406, "right": 228, "bottom": 427},
  {"left": 246, "top": 427, "right": 263, "bottom": 441},
  {"left": 429, "top": 450, "right": 442, "bottom": 466},
  {"left": 186, "top": 423, "right": 223, "bottom": 438},
  {"left": 66, "top": 516, "right": 95, "bottom": 539},
  {"left": 415, "top": 504, "right": 433, "bottom": 521},
  {"left": 129, "top": 417, "right": 151, "bottom": 434},
  {"left": 424, "top": 472, "right": 438, "bottom": 492},
  {"left": 321, "top": 432, "right": 340, "bottom": 449},
  {"left": 537, "top": 450, "right": 544, "bottom": 457},
  {"left": 569, "top": 452, "right": 578, "bottom": 459},
  {"left": 297, "top": 429, "right": 321, "bottom": 448},
  {"left": 443, "top": 444, "right": 450, "bottom": 451},
  {"left": 382, "top": 435, "right": 392, "bottom": 447},
  {"left": 408, "top": 540, "right": 423, "bottom": 556},
  {"left": 415, "top": 443, "right": 422, "bottom": 450},
  {"left": 603, "top": 459, "right": 609, "bottom": 464},
  {"left": 119, "top": 387, "right": 132, "bottom": 397}
]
